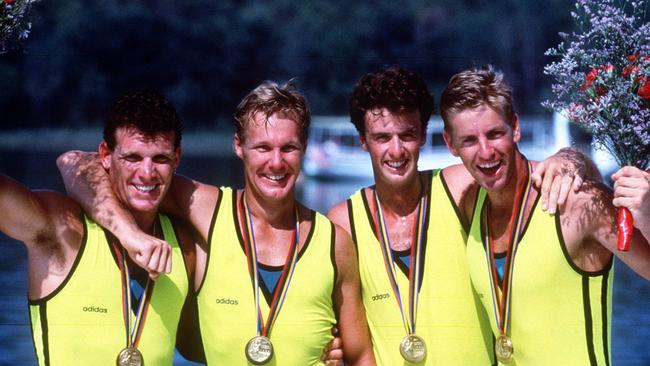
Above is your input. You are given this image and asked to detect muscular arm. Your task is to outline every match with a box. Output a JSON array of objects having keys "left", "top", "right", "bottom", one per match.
[
  {"left": 332, "top": 225, "right": 376, "bottom": 366},
  {"left": 562, "top": 182, "right": 650, "bottom": 280},
  {"left": 532, "top": 147, "right": 602, "bottom": 214},
  {"left": 0, "top": 174, "right": 55, "bottom": 245}
]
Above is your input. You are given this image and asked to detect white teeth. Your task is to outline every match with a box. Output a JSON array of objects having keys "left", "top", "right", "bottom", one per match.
[
  {"left": 266, "top": 174, "right": 285, "bottom": 181},
  {"left": 478, "top": 161, "right": 499, "bottom": 169},
  {"left": 386, "top": 160, "right": 406, "bottom": 168},
  {"left": 135, "top": 185, "right": 156, "bottom": 192}
]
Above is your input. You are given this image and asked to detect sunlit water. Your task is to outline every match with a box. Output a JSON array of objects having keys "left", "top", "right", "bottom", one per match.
[{"left": 1, "top": 149, "right": 649, "bottom": 365}]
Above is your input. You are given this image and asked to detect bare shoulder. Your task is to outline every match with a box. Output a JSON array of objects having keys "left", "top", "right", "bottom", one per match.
[
  {"left": 327, "top": 200, "right": 351, "bottom": 235},
  {"left": 331, "top": 222, "right": 358, "bottom": 271},
  {"left": 442, "top": 164, "right": 478, "bottom": 224}
]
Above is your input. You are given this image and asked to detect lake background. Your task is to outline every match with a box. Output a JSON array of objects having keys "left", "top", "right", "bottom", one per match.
[{"left": 0, "top": 129, "right": 649, "bottom": 365}]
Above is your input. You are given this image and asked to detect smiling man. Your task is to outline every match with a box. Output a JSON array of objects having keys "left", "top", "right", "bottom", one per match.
[
  {"left": 0, "top": 90, "right": 195, "bottom": 365},
  {"left": 440, "top": 66, "right": 650, "bottom": 365}
]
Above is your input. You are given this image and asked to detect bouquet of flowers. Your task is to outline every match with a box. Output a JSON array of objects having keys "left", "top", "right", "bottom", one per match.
[
  {"left": 1, "top": 0, "right": 38, "bottom": 52},
  {"left": 544, "top": 0, "right": 650, "bottom": 251}
]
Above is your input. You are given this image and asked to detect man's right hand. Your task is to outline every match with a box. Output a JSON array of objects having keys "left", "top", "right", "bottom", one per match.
[{"left": 121, "top": 228, "right": 172, "bottom": 279}]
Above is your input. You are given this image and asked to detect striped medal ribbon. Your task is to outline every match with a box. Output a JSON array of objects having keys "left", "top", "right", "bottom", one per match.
[
  {"left": 240, "top": 193, "right": 300, "bottom": 365},
  {"left": 113, "top": 222, "right": 157, "bottom": 366},
  {"left": 373, "top": 189, "right": 428, "bottom": 363},
  {"left": 482, "top": 159, "right": 533, "bottom": 364}
]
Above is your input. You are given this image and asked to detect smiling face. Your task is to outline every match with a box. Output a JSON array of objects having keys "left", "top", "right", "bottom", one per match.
[
  {"left": 234, "top": 111, "right": 305, "bottom": 206},
  {"left": 100, "top": 126, "right": 180, "bottom": 222},
  {"left": 360, "top": 108, "right": 426, "bottom": 189},
  {"left": 443, "top": 104, "right": 520, "bottom": 192}
]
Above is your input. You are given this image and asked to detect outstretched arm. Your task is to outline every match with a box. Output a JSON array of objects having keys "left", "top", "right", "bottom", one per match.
[
  {"left": 564, "top": 182, "right": 650, "bottom": 280},
  {"left": 332, "top": 225, "right": 376, "bottom": 366},
  {"left": 57, "top": 150, "right": 171, "bottom": 277},
  {"left": 532, "top": 147, "right": 601, "bottom": 214},
  {"left": 612, "top": 166, "right": 650, "bottom": 241},
  {"left": 0, "top": 174, "right": 58, "bottom": 246}
]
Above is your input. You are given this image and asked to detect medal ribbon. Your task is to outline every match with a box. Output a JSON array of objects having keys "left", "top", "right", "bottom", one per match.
[
  {"left": 112, "top": 236, "right": 154, "bottom": 350},
  {"left": 373, "top": 190, "right": 427, "bottom": 336},
  {"left": 482, "top": 159, "right": 533, "bottom": 338},
  {"left": 240, "top": 194, "right": 300, "bottom": 338}
]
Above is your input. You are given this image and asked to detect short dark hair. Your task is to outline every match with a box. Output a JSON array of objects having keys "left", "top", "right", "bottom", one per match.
[
  {"left": 439, "top": 66, "right": 515, "bottom": 132},
  {"left": 233, "top": 80, "right": 310, "bottom": 144},
  {"left": 349, "top": 66, "right": 434, "bottom": 135},
  {"left": 103, "top": 89, "right": 183, "bottom": 150}
]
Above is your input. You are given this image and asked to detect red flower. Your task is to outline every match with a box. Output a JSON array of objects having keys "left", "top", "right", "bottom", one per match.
[
  {"left": 602, "top": 64, "right": 615, "bottom": 73},
  {"left": 628, "top": 54, "right": 639, "bottom": 62},
  {"left": 582, "top": 68, "right": 599, "bottom": 90},
  {"left": 623, "top": 64, "right": 640, "bottom": 78},
  {"left": 637, "top": 77, "right": 650, "bottom": 100},
  {"left": 3, "top": 0, "right": 15, "bottom": 4}
]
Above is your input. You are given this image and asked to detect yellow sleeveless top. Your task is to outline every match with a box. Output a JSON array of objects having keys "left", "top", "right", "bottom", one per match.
[
  {"left": 29, "top": 214, "right": 189, "bottom": 366},
  {"left": 467, "top": 188, "right": 613, "bottom": 365},
  {"left": 348, "top": 170, "right": 493, "bottom": 365},
  {"left": 197, "top": 187, "right": 336, "bottom": 365}
]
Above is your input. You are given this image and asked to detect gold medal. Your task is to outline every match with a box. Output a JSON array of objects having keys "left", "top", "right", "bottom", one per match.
[
  {"left": 495, "top": 335, "right": 514, "bottom": 364},
  {"left": 399, "top": 333, "right": 427, "bottom": 363},
  {"left": 245, "top": 335, "right": 274, "bottom": 365},
  {"left": 116, "top": 346, "right": 143, "bottom": 366}
]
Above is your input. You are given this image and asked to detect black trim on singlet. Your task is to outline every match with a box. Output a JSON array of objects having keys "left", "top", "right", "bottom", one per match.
[
  {"left": 330, "top": 221, "right": 338, "bottom": 317},
  {"left": 234, "top": 200, "right": 318, "bottom": 305},
  {"left": 393, "top": 248, "right": 411, "bottom": 277},
  {"left": 478, "top": 187, "right": 541, "bottom": 255},
  {"left": 518, "top": 189, "right": 541, "bottom": 241},
  {"left": 582, "top": 276, "right": 598, "bottom": 366},
  {"left": 601, "top": 269, "right": 611, "bottom": 366},
  {"left": 28, "top": 212, "right": 89, "bottom": 304},
  {"left": 360, "top": 187, "right": 378, "bottom": 241},
  {"left": 555, "top": 209, "right": 614, "bottom": 277},
  {"left": 40, "top": 303, "right": 50, "bottom": 366},
  {"left": 195, "top": 187, "right": 223, "bottom": 296},
  {"left": 419, "top": 170, "right": 432, "bottom": 293},
  {"left": 258, "top": 262, "right": 282, "bottom": 305},
  {"left": 439, "top": 169, "right": 470, "bottom": 235},
  {"left": 346, "top": 198, "right": 359, "bottom": 258}
]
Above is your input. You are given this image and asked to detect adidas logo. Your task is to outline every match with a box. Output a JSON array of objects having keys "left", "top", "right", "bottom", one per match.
[
  {"left": 371, "top": 293, "right": 390, "bottom": 301},
  {"left": 215, "top": 298, "right": 239, "bottom": 305},
  {"left": 82, "top": 306, "right": 108, "bottom": 313}
]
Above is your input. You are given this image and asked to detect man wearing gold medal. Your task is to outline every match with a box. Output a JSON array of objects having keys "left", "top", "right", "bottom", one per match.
[
  {"left": 439, "top": 66, "right": 650, "bottom": 365},
  {"left": 1, "top": 90, "right": 196, "bottom": 365},
  {"left": 327, "top": 66, "right": 592, "bottom": 365},
  {"left": 59, "top": 81, "right": 375, "bottom": 365}
]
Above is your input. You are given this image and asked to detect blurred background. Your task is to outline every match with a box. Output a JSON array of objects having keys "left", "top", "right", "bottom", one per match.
[{"left": 0, "top": 1, "right": 647, "bottom": 365}]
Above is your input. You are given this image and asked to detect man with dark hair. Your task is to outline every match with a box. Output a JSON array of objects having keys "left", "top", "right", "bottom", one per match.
[
  {"left": 328, "top": 66, "right": 590, "bottom": 365},
  {"left": 1, "top": 89, "right": 195, "bottom": 365},
  {"left": 58, "top": 81, "right": 375, "bottom": 365},
  {"left": 440, "top": 66, "right": 650, "bottom": 364}
]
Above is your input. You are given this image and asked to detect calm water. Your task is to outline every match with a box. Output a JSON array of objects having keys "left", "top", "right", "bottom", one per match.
[{"left": 1, "top": 149, "right": 649, "bottom": 365}]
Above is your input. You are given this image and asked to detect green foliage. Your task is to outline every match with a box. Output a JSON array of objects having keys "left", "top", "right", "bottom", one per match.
[{"left": 0, "top": 0, "right": 574, "bottom": 130}]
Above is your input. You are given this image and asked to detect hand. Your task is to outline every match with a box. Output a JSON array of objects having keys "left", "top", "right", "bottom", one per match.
[
  {"left": 532, "top": 154, "right": 583, "bottom": 215},
  {"left": 321, "top": 326, "right": 343, "bottom": 366},
  {"left": 120, "top": 229, "right": 172, "bottom": 280},
  {"left": 612, "top": 166, "right": 650, "bottom": 226}
]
